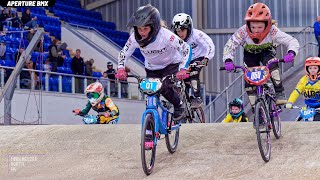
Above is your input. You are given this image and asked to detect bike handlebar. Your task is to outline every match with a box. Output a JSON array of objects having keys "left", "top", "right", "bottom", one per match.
[{"left": 219, "top": 58, "right": 284, "bottom": 72}]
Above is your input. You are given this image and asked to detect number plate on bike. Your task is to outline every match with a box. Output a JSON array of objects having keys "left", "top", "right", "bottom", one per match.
[
  {"left": 300, "top": 108, "right": 315, "bottom": 121},
  {"left": 139, "top": 78, "right": 162, "bottom": 95},
  {"left": 244, "top": 66, "right": 270, "bottom": 86}
]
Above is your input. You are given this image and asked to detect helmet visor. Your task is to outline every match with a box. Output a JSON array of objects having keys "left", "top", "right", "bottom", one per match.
[{"left": 87, "top": 92, "right": 100, "bottom": 99}]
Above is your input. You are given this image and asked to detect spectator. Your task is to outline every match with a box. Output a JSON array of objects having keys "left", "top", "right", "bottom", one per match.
[
  {"left": 105, "top": 61, "right": 117, "bottom": 97},
  {"left": 314, "top": 16, "right": 320, "bottom": 57},
  {"left": 21, "top": 8, "right": 37, "bottom": 29},
  {"left": 27, "top": 29, "right": 41, "bottom": 51},
  {"left": 0, "top": 8, "right": 12, "bottom": 27},
  {"left": 48, "top": 39, "right": 65, "bottom": 72},
  {"left": 71, "top": 49, "right": 84, "bottom": 93},
  {"left": 7, "top": 8, "right": 22, "bottom": 28},
  {"left": 20, "top": 61, "right": 39, "bottom": 89},
  {"left": 85, "top": 58, "right": 95, "bottom": 84},
  {"left": 15, "top": 47, "right": 24, "bottom": 62},
  {"left": 0, "top": 41, "right": 5, "bottom": 60},
  {"left": 121, "top": 67, "right": 130, "bottom": 98},
  {"left": 43, "top": 59, "right": 51, "bottom": 72},
  {"left": 100, "top": 72, "right": 108, "bottom": 94}
]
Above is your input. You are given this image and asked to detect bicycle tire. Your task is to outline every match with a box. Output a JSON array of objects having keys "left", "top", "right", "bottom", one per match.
[
  {"left": 165, "top": 112, "right": 180, "bottom": 153},
  {"left": 191, "top": 107, "right": 205, "bottom": 123},
  {"left": 255, "top": 100, "right": 271, "bottom": 162},
  {"left": 141, "top": 114, "right": 156, "bottom": 175},
  {"left": 268, "top": 97, "right": 281, "bottom": 139}
]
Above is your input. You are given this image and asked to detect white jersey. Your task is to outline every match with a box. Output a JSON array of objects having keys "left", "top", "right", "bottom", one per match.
[
  {"left": 187, "top": 29, "right": 215, "bottom": 60},
  {"left": 118, "top": 27, "right": 192, "bottom": 71},
  {"left": 223, "top": 25, "right": 300, "bottom": 61}
]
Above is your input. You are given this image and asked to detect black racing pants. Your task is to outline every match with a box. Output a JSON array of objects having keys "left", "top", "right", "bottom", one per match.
[
  {"left": 145, "top": 63, "right": 181, "bottom": 107},
  {"left": 244, "top": 49, "right": 284, "bottom": 95},
  {"left": 184, "top": 57, "right": 203, "bottom": 97}
]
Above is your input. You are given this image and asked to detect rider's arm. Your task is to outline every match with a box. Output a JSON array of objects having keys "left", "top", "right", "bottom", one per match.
[
  {"left": 287, "top": 76, "right": 307, "bottom": 104},
  {"left": 118, "top": 33, "right": 139, "bottom": 69},
  {"left": 222, "top": 25, "right": 247, "bottom": 61},
  {"left": 169, "top": 34, "right": 192, "bottom": 70},
  {"left": 271, "top": 25, "right": 300, "bottom": 56},
  {"left": 222, "top": 114, "right": 233, "bottom": 123},
  {"left": 79, "top": 101, "right": 92, "bottom": 116},
  {"left": 195, "top": 30, "right": 215, "bottom": 60},
  {"left": 105, "top": 97, "right": 119, "bottom": 117}
]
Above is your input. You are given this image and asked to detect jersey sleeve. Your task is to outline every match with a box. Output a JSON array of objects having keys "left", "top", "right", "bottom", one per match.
[
  {"left": 118, "top": 33, "right": 139, "bottom": 69},
  {"left": 222, "top": 114, "right": 233, "bottom": 123},
  {"left": 79, "top": 101, "right": 92, "bottom": 116},
  {"left": 223, "top": 25, "right": 247, "bottom": 61},
  {"left": 105, "top": 97, "right": 119, "bottom": 116},
  {"left": 271, "top": 25, "right": 300, "bottom": 55},
  {"left": 196, "top": 31, "right": 215, "bottom": 60},
  {"left": 287, "top": 76, "right": 306, "bottom": 104}
]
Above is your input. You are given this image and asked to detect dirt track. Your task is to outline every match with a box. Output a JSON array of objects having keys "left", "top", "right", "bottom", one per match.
[{"left": 1, "top": 122, "right": 320, "bottom": 179}]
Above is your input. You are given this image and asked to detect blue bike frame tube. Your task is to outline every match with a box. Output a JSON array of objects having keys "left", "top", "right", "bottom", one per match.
[{"left": 157, "top": 99, "right": 180, "bottom": 132}]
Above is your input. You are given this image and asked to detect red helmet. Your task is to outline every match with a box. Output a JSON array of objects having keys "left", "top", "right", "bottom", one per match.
[
  {"left": 305, "top": 57, "right": 320, "bottom": 81},
  {"left": 245, "top": 3, "right": 272, "bottom": 44}
]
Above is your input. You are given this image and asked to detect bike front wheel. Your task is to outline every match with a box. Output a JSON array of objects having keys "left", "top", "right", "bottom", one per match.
[
  {"left": 141, "top": 114, "right": 156, "bottom": 175},
  {"left": 269, "top": 98, "right": 281, "bottom": 139},
  {"left": 254, "top": 101, "right": 271, "bottom": 162},
  {"left": 165, "top": 112, "right": 180, "bottom": 154}
]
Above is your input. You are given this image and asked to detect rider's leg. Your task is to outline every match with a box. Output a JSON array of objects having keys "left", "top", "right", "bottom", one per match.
[
  {"left": 243, "top": 50, "right": 263, "bottom": 127},
  {"left": 261, "top": 48, "right": 286, "bottom": 105},
  {"left": 145, "top": 64, "right": 184, "bottom": 121},
  {"left": 189, "top": 58, "right": 203, "bottom": 105},
  {"left": 99, "top": 115, "right": 119, "bottom": 124},
  {"left": 161, "top": 63, "right": 184, "bottom": 120}
]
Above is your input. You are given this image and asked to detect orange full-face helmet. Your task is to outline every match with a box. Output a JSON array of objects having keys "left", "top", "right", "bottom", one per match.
[
  {"left": 305, "top": 57, "right": 320, "bottom": 81},
  {"left": 245, "top": 3, "right": 272, "bottom": 44}
]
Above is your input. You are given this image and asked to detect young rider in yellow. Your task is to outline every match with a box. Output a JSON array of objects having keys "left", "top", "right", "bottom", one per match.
[
  {"left": 223, "top": 98, "right": 249, "bottom": 123},
  {"left": 223, "top": 2, "right": 300, "bottom": 106},
  {"left": 73, "top": 82, "right": 120, "bottom": 124},
  {"left": 285, "top": 57, "right": 320, "bottom": 121}
]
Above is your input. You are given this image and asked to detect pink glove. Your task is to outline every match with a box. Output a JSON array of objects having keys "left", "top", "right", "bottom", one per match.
[
  {"left": 73, "top": 109, "right": 81, "bottom": 115},
  {"left": 115, "top": 68, "right": 127, "bottom": 80},
  {"left": 224, "top": 60, "right": 235, "bottom": 72},
  {"left": 176, "top": 69, "right": 189, "bottom": 80},
  {"left": 283, "top": 52, "right": 295, "bottom": 63}
]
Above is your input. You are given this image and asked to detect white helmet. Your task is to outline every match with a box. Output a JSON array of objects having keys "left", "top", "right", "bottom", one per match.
[
  {"left": 84, "top": 82, "right": 105, "bottom": 106},
  {"left": 171, "top": 13, "right": 193, "bottom": 40}
]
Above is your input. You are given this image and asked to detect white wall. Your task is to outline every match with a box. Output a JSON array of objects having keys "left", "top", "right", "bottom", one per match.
[{"left": 0, "top": 89, "right": 146, "bottom": 125}]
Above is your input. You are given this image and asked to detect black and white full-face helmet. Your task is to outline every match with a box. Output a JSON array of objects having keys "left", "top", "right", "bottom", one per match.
[
  {"left": 171, "top": 13, "right": 193, "bottom": 41},
  {"left": 127, "top": 4, "right": 161, "bottom": 47}
]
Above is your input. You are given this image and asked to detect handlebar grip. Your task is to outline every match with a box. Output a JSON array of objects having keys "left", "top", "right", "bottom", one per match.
[
  {"left": 279, "top": 59, "right": 285, "bottom": 63},
  {"left": 219, "top": 67, "right": 226, "bottom": 71}
]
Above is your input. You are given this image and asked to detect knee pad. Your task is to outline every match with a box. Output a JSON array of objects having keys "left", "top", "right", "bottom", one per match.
[
  {"left": 245, "top": 87, "right": 257, "bottom": 106},
  {"left": 270, "top": 69, "right": 281, "bottom": 85},
  {"left": 191, "top": 79, "right": 198, "bottom": 92}
]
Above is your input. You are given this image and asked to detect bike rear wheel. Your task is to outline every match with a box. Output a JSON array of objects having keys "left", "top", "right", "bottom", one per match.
[
  {"left": 191, "top": 107, "right": 205, "bottom": 123},
  {"left": 255, "top": 101, "right": 271, "bottom": 162},
  {"left": 165, "top": 112, "right": 180, "bottom": 153},
  {"left": 269, "top": 98, "right": 281, "bottom": 139},
  {"left": 141, "top": 114, "right": 156, "bottom": 175}
]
